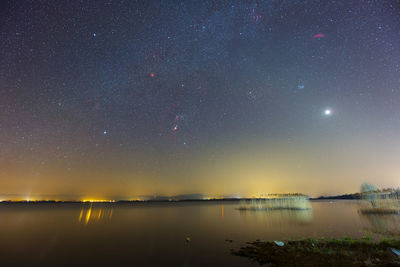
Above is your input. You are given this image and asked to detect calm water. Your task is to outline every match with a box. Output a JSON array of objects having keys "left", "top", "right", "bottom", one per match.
[{"left": 0, "top": 200, "right": 398, "bottom": 266}]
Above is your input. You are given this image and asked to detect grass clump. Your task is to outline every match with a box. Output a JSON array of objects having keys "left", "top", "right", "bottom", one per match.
[
  {"left": 232, "top": 237, "right": 400, "bottom": 266},
  {"left": 359, "top": 183, "right": 400, "bottom": 215},
  {"left": 238, "top": 194, "right": 311, "bottom": 211}
]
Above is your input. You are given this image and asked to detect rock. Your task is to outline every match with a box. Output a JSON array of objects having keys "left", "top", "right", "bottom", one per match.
[{"left": 391, "top": 248, "right": 400, "bottom": 257}]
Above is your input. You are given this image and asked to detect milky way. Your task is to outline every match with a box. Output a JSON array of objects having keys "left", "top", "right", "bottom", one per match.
[{"left": 1, "top": 0, "right": 400, "bottom": 199}]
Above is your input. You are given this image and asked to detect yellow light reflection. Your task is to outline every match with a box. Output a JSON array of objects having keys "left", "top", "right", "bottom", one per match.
[
  {"left": 78, "top": 204, "right": 114, "bottom": 225},
  {"left": 85, "top": 204, "right": 92, "bottom": 224},
  {"left": 97, "top": 209, "right": 102, "bottom": 221},
  {"left": 78, "top": 208, "right": 84, "bottom": 223}
]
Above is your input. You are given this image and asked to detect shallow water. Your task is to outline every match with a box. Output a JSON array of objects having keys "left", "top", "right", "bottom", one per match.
[{"left": 0, "top": 200, "right": 397, "bottom": 266}]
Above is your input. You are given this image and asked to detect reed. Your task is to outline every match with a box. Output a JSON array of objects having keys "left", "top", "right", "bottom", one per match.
[
  {"left": 238, "top": 194, "right": 311, "bottom": 211},
  {"left": 359, "top": 184, "right": 400, "bottom": 214}
]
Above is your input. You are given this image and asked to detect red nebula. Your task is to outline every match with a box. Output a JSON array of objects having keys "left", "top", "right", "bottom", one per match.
[
  {"left": 149, "top": 72, "right": 155, "bottom": 78},
  {"left": 313, "top": 33, "right": 325, "bottom": 38}
]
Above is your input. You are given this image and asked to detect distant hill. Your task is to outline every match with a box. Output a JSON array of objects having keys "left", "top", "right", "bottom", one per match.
[
  {"left": 310, "top": 193, "right": 361, "bottom": 200},
  {"left": 138, "top": 193, "right": 207, "bottom": 201}
]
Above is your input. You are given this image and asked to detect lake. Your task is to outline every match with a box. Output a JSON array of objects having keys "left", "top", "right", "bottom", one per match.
[{"left": 0, "top": 200, "right": 398, "bottom": 266}]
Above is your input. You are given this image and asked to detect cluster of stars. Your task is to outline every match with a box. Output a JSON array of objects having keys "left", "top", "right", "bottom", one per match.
[{"left": 1, "top": 0, "right": 399, "bottom": 197}]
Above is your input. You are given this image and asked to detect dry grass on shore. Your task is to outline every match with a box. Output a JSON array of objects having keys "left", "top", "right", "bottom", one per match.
[
  {"left": 238, "top": 194, "right": 311, "bottom": 211},
  {"left": 359, "top": 187, "right": 400, "bottom": 215}
]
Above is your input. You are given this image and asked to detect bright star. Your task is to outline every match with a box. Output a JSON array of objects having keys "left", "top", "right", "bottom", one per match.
[
  {"left": 103, "top": 130, "right": 108, "bottom": 135},
  {"left": 324, "top": 109, "right": 332, "bottom": 116}
]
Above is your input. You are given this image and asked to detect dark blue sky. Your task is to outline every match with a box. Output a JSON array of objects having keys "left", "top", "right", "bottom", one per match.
[{"left": 1, "top": 0, "right": 400, "bottom": 199}]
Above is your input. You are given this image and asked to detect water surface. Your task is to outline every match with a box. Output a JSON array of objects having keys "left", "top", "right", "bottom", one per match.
[{"left": 0, "top": 200, "right": 396, "bottom": 266}]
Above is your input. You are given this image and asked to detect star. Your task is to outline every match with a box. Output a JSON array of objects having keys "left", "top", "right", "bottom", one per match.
[
  {"left": 324, "top": 109, "right": 332, "bottom": 116},
  {"left": 103, "top": 130, "right": 108, "bottom": 135}
]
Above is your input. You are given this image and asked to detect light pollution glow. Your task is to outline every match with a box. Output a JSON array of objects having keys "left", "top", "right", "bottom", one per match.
[
  {"left": 1, "top": 132, "right": 399, "bottom": 201},
  {"left": 1, "top": 0, "right": 400, "bottom": 200}
]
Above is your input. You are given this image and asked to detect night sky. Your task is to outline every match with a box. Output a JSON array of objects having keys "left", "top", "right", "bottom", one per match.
[{"left": 1, "top": 0, "right": 400, "bottom": 200}]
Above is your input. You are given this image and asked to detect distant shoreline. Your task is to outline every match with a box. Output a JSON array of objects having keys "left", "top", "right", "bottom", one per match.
[
  {"left": 0, "top": 194, "right": 362, "bottom": 204},
  {"left": 310, "top": 193, "right": 361, "bottom": 200}
]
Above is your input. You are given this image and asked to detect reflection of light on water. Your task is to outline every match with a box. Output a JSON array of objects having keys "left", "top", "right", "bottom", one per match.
[
  {"left": 221, "top": 205, "right": 224, "bottom": 220},
  {"left": 78, "top": 204, "right": 114, "bottom": 225},
  {"left": 78, "top": 208, "right": 84, "bottom": 222},
  {"left": 85, "top": 205, "right": 92, "bottom": 224}
]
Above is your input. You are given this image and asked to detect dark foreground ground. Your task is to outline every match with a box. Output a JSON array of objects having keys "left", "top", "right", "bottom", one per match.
[{"left": 232, "top": 237, "right": 400, "bottom": 266}]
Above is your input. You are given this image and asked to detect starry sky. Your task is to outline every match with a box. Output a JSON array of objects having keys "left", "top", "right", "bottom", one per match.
[{"left": 1, "top": 0, "right": 400, "bottom": 200}]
